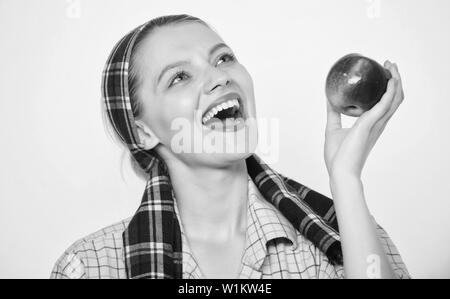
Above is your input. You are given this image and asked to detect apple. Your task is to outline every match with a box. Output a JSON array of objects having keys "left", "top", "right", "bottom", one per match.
[{"left": 325, "top": 53, "right": 392, "bottom": 117}]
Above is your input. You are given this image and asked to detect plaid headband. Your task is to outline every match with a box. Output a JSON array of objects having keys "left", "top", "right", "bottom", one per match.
[{"left": 101, "top": 20, "right": 343, "bottom": 279}]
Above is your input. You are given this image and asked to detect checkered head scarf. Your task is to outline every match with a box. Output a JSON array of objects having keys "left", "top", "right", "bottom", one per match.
[{"left": 101, "top": 15, "right": 343, "bottom": 279}]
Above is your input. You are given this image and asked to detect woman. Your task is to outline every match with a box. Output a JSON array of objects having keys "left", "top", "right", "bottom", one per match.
[{"left": 51, "top": 14, "right": 409, "bottom": 279}]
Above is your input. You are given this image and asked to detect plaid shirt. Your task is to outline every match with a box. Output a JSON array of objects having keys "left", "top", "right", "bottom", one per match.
[{"left": 50, "top": 177, "right": 410, "bottom": 279}]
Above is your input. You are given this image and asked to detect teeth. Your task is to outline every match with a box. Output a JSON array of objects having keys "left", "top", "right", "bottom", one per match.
[{"left": 202, "top": 98, "right": 241, "bottom": 124}]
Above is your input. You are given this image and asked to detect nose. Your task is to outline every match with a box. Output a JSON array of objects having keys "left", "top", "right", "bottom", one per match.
[{"left": 203, "top": 66, "right": 231, "bottom": 94}]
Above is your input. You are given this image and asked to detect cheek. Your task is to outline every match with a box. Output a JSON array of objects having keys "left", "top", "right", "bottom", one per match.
[
  {"left": 148, "top": 92, "right": 199, "bottom": 142},
  {"left": 235, "top": 65, "right": 254, "bottom": 94},
  {"left": 234, "top": 66, "right": 256, "bottom": 113},
  {"left": 161, "top": 92, "right": 198, "bottom": 124}
]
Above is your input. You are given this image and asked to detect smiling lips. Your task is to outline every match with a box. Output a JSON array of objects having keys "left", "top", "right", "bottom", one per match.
[
  {"left": 202, "top": 98, "right": 240, "bottom": 125},
  {"left": 201, "top": 90, "right": 246, "bottom": 125}
]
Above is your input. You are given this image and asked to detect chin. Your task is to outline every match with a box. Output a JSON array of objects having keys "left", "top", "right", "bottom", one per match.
[
  {"left": 183, "top": 134, "right": 258, "bottom": 168},
  {"left": 167, "top": 113, "right": 259, "bottom": 167},
  {"left": 194, "top": 151, "right": 254, "bottom": 169}
]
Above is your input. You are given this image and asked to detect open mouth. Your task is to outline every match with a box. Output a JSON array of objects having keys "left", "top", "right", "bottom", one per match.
[{"left": 201, "top": 98, "right": 245, "bottom": 130}]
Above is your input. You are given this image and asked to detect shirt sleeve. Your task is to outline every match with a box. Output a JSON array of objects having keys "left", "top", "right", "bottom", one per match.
[
  {"left": 374, "top": 222, "right": 411, "bottom": 279},
  {"left": 50, "top": 251, "right": 86, "bottom": 279},
  {"left": 315, "top": 222, "right": 411, "bottom": 279},
  {"left": 314, "top": 244, "right": 345, "bottom": 279},
  {"left": 278, "top": 174, "right": 410, "bottom": 279}
]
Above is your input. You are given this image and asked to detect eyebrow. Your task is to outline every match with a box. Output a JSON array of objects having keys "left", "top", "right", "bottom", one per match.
[{"left": 156, "top": 42, "right": 230, "bottom": 85}]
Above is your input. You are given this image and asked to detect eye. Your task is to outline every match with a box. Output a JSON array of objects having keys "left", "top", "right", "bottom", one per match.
[
  {"left": 216, "top": 53, "right": 236, "bottom": 66},
  {"left": 169, "top": 71, "right": 190, "bottom": 87}
]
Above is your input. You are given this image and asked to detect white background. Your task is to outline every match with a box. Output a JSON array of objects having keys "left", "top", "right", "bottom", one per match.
[{"left": 1, "top": 0, "right": 449, "bottom": 278}]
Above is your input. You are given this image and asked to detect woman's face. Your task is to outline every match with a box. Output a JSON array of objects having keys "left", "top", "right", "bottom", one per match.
[{"left": 135, "top": 22, "right": 258, "bottom": 167}]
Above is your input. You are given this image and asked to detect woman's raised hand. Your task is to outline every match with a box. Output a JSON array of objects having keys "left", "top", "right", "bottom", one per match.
[{"left": 324, "top": 61, "right": 404, "bottom": 179}]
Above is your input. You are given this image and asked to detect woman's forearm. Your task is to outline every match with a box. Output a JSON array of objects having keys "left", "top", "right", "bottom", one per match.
[{"left": 329, "top": 173, "right": 396, "bottom": 279}]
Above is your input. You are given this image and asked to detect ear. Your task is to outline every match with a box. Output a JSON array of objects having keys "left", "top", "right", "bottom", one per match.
[{"left": 135, "top": 120, "right": 160, "bottom": 150}]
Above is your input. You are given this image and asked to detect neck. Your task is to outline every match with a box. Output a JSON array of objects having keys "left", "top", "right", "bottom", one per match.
[{"left": 162, "top": 155, "right": 249, "bottom": 243}]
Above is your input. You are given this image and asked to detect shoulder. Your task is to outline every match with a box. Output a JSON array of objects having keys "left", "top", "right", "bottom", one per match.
[{"left": 50, "top": 217, "right": 131, "bottom": 279}]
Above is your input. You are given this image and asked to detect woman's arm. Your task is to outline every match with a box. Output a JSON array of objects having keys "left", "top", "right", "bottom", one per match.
[
  {"left": 324, "top": 61, "right": 405, "bottom": 278},
  {"left": 329, "top": 173, "right": 395, "bottom": 278}
]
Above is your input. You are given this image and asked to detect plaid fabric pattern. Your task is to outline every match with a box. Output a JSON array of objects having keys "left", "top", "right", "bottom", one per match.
[
  {"left": 51, "top": 220, "right": 129, "bottom": 279},
  {"left": 121, "top": 159, "right": 183, "bottom": 279},
  {"left": 102, "top": 20, "right": 183, "bottom": 279},
  {"left": 246, "top": 156, "right": 342, "bottom": 264},
  {"left": 100, "top": 19, "right": 347, "bottom": 279},
  {"left": 50, "top": 177, "right": 410, "bottom": 279}
]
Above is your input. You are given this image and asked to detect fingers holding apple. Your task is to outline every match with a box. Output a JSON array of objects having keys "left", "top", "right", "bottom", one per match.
[
  {"left": 357, "top": 73, "right": 397, "bottom": 127},
  {"left": 323, "top": 55, "right": 405, "bottom": 178},
  {"left": 361, "top": 61, "right": 405, "bottom": 132},
  {"left": 378, "top": 62, "right": 404, "bottom": 120}
]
